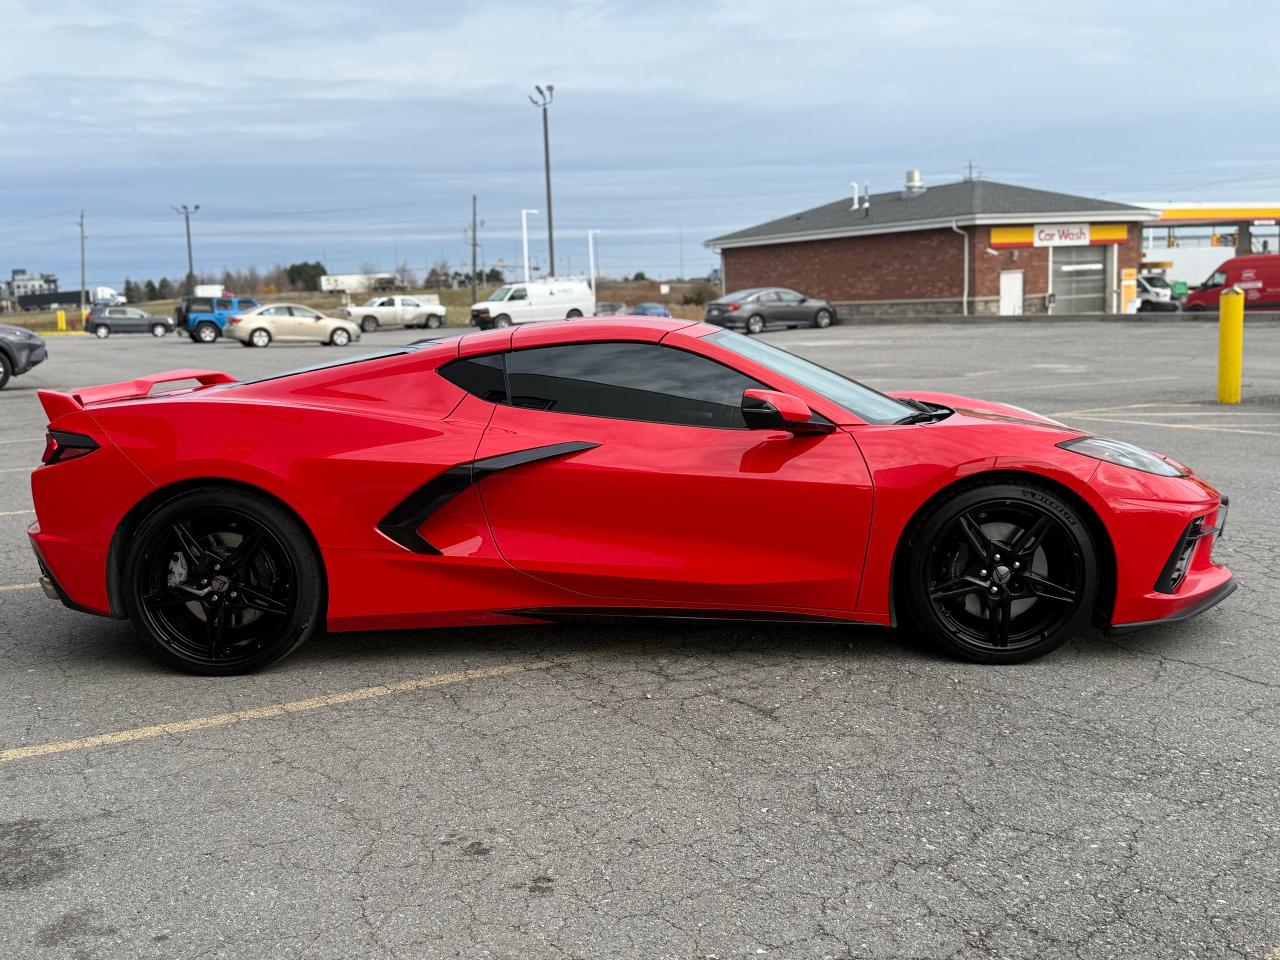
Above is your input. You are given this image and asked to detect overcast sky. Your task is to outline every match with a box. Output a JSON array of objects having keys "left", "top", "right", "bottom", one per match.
[{"left": 3, "top": 0, "right": 1279, "bottom": 288}]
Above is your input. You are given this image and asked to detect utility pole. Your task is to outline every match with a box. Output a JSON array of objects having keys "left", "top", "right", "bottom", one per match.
[
  {"left": 678, "top": 227, "right": 684, "bottom": 280},
  {"left": 521, "top": 209, "right": 538, "bottom": 282},
  {"left": 529, "top": 85, "right": 555, "bottom": 277},
  {"left": 470, "top": 194, "right": 478, "bottom": 305},
  {"left": 78, "top": 211, "right": 86, "bottom": 325},
  {"left": 587, "top": 230, "right": 600, "bottom": 296},
  {"left": 171, "top": 204, "right": 200, "bottom": 293}
]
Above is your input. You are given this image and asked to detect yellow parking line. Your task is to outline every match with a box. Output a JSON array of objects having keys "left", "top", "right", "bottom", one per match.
[
  {"left": 0, "top": 651, "right": 603, "bottom": 765},
  {"left": 0, "top": 582, "right": 38, "bottom": 592}
]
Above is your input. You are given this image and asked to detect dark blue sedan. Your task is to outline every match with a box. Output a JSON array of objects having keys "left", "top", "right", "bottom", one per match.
[{"left": 630, "top": 302, "right": 671, "bottom": 317}]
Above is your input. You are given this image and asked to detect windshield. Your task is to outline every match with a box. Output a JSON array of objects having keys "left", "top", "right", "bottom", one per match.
[
  {"left": 1142, "top": 276, "right": 1170, "bottom": 290},
  {"left": 487, "top": 285, "right": 512, "bottom": 302},
  {"left": 707, "top": 329, "right": 913, "bottom": 424},
  {"left": 361, "top": 298, "right": 381, "bottom": 306}
]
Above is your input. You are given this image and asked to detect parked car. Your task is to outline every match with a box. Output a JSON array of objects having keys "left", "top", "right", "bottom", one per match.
[
  {"left": 595, "top": 301, "right": 629, "bottom": 316},
  {"left": 86, "top": 305, "right": 175, "bottom": 338},
  {"left": 1183, "top": 254, "right": 1280, "bottom": 311},
  {"left": 705, "top": 288, "right": 835, "bottom": 334},
  {"left": 227, "top": 304, "right": 361, "bottom": 348},
  {"left": 337, "top": 295, "right": 446, "bottom": 333},
  {"left": 30, "top": 317, "right": 1234, "bottom": 674},
  {"left": 1133, "top": 276, "right": 1179, "bottom": 312},
  {"left": 470, "top": 278, "right": 595, "bottom": 329},
  {"left": 631, "top": 302, "right": 672, "bottom": 317},
  {"left": 176, "top": 295, "right": 261, "bottom": 343},
  {"left": 0, "top": 322, "right": 46, "bottom": 390}
]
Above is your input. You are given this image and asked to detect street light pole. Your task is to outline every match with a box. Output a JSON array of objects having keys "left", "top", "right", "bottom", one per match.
[
  {"left": 528, "top": 85, "right": 555, "bottom": 277},
  {"left": 171, "top": 204, "right": 200, "bottom": 293},
  {"left": 587, "top": 229, "right": 600, "bottom": 297},
  {"left": 78, "top": 211, "right": 86, "bottom": 324},
  {"left": 521, "top": 209, "right": 539, "bottom": 282}
]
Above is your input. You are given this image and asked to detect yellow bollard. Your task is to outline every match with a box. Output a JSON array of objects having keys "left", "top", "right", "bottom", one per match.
[
  {"left": 55, "top": 309, "right": 66, "bottom": 332},
  {"left": 1217, "top": 288, "right": 1244, "bottom": 404}
]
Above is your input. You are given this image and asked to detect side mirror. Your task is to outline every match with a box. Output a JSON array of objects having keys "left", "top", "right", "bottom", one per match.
[{"left": 741, "top": 389, "right": 834, "bottom": 435}]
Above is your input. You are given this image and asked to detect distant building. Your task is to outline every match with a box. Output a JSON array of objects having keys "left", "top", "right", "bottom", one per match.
[
  {"left": 707, "top": 175, "right": 1159, "bottom": 316},
  {"left": 9, "top": 269, "right": 58, "bottom": 298}
]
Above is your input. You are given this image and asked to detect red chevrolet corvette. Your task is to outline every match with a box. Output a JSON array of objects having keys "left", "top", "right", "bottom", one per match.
[{"left": 28, "top": 317, "right": 1234, "bottom": 674}]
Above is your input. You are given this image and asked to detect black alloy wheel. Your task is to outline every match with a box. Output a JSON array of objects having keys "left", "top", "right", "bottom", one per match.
[
  {"left": 904, "top": 482, "right": 1097, "bottom": 663},
  {"left": 123, "top": 487, "right": 323, "bottom": 674}
]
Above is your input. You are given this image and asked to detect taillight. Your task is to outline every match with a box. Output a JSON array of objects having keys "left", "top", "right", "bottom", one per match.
[
  {"left": 727, "top": 303, "right": 740, "bottom": 311},
  {"left": 230, "top": 315, "right": 242, "bottom": 325},
  {"left": 42, "top": 430, "right": 99, "bottom": 465}
]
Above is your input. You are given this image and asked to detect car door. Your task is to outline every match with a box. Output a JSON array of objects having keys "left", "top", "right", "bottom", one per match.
[
  {"left": 750, "top": 290, "right": 782, "bottom": 327},
  {"left": 288, "top": 306, "right": 326, "bottom": 341},
  {"left": 774, "top": 289, "right": 809, "bottom": 324},
  {"left": 255, "top": 305, "right": 292, "bottom": 339},
  {"left": 470, "top": 339, "right": 874, "bottom": 611},
  {"left": 504, "top": 286, "right": 531, "bottom": 322},
  {"left": 399, "top": 298, "right": 421, "bottom": 327}
]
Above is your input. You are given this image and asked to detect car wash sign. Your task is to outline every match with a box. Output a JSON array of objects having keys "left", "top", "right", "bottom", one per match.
[
  {"left": 1033, "top": 223, "right": 1089, "bottom": 246},
  {"left": 989, "top": 223, "right": 1128, "bottom": 249}
]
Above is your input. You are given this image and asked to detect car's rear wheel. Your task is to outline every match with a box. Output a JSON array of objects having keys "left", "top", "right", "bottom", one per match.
[
  {"left": 746, "top": 314, "right": 766, "bottom": 335},
  {"left": 902, "top": 481, "right": 1097, "bottom": 664},
  {"left": 151, "top": 323, "right": 169, "bottom": 337},
  {"left": 361, "top": 316, "right": 378, "bottom": 333},
  {"left": 330, "top": 327, "right": 351, "bottom": 346},
  {"left": 0, "top": 353, "right": 11, "bottom": 390},
  {"left": 566, "top": 309, "right": 583, "bottom": 319},
  {"left": 122, "top": 487, "right": 323, "bottom": 675},
  {"left": 813, "top": 308, "right": 833, "bottom": 328},
  {"left": 94, "top": 324, "right": 111, "bottom": 339},
  {"left": 195, "top": 322, "right": 219, "bottom": 343}
]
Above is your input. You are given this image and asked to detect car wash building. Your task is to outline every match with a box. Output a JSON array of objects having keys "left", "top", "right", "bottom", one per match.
[{"left": 707, "top": 174, "right": 1160, "bottom": 317}]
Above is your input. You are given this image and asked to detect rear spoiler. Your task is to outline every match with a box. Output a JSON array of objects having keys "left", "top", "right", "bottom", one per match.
[{"left": 37, "top": 369, "right": 238, "bottom": 422}]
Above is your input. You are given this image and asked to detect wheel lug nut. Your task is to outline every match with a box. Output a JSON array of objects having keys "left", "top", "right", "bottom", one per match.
[
  {"left": 979, "top": 569, "right": 989, "bottom": 577},
  {"left": 989, "top": 587, "right": 999, "bottom": 595},
  {"left": 993, "top": 554, "right": 1001, "bottom": 561},
  {"left": 1013, "top": 562, "right": 1020, "bottom": 569}
]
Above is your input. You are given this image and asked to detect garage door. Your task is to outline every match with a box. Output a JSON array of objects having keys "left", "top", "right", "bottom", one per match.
[{"left": 1051, "top": 246, "right": 1107, "bottom": 314}]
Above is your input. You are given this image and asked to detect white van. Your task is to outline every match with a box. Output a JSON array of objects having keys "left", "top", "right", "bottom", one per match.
[{"left": 470, "top": 278, "right": 595, "bottom": 329}]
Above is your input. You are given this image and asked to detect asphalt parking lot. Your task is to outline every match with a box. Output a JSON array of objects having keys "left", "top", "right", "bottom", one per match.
[{"left": 1, "top": 320, "right": 1278, "bottom": 960}]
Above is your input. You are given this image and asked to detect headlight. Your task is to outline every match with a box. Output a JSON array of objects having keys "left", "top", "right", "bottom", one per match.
[{"left": 1058, "top": 436, "right": 1184, "bottom": 477}]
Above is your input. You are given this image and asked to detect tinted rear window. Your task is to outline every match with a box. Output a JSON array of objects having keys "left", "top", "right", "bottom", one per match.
[{"left": 189, "top": 298, "right": 214, "bottom": 312}]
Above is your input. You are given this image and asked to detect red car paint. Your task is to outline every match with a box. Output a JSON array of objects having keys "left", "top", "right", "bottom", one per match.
[{"left": 29, "top": 317, "right": 1231, "bottom": 637}]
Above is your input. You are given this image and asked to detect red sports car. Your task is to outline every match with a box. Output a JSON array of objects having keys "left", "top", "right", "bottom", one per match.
[{"left": 28, "top": 317, "right": 1234, "bottom": 674}]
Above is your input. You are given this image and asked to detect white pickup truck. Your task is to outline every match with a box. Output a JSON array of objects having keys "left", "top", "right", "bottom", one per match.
[{"left": 337, "top": 295, "right": 447, "bottom": 332}]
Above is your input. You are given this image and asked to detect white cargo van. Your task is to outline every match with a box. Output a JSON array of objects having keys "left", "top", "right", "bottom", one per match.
[{"left": 470, "top": 278, "right": 595, "bottom": 329}]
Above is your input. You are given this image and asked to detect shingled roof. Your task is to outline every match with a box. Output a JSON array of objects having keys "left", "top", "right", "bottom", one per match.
[{"left": 708, "top": 179, "right": 1157, "bottom": 249}]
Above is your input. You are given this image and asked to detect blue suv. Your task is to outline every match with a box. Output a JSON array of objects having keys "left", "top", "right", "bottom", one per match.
[{"left": 176, "top": 295, "right": 260, "bottom": 343}]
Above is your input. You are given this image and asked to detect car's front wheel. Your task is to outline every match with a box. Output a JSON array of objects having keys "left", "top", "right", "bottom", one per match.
[
  {"left": 902, "top": 481, "right": 1098, "bottom": 663},
  {"left": 813, "top": 308, "right": 833, "bottom": 328},
  {"left": 566, "top": 309, "right": 583, "bottom": 319},
  {"left": 330, "top": 327, "right": 351, "bottom": 346},
  {"left": 425, "top": 313, "right": 443, "bottom": 329},
  {"left": 0, "top": 353, "right": 10, "bottom": 390},
  {"left": 122, "top": 486, "right": 324, "bottom": 675},
  {"left": 493, "top": 314, "right": 512, "bottom": 327},
  {"left": 151, "top": 323, "right": 169, "bottom": 337}
]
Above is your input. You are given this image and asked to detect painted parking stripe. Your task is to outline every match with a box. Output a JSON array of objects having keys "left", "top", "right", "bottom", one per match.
[
  {"left": 0, "top": 467, "right": 33, "bottom": 474},
  {"left": 0, "top": 510, "right": 33, "bottom": 517},
  {"left": 0, "top": 583, "right": 38, "bottom": 592},
  {"left": 0, "top": 651, "right": 605, "bottom": 765},
  {"left": 0, "top": 438, "right": 44, "bottom": 446},
  {"left": 1065, "top": 415, "right": 1280, "bottom": 438}
]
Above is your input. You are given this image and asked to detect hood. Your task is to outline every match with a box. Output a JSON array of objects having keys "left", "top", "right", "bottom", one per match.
[{"left": 888, "top": 390, "right": 1075, "bottom": 431}]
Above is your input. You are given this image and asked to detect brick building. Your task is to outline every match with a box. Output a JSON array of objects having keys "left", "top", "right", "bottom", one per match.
[{"left": 707, "top": 175, "right": 1159, "bottom": 317}]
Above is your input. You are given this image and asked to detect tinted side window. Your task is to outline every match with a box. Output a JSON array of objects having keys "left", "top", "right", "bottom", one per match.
[
  {"left": 190, "top": 298, "right": 215, "bottom": 313},
  {"left": 439, "top": 354, "right": 507, "bottom": 404},
  {"left": 504, "top": 342, "right": 762, "bottom": 429},
  {"left": 216, "top": 298, "right": 233, "bottom": 311}
]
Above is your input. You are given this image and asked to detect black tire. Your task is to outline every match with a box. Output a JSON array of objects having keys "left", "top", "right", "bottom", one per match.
[
  {"left": 195, "top": 322, "right": 219, "bottom": 343},
  {"left": 813, "top": 308, "right": 833, "bottom": 328},
  {"left": 901, "top": 480, "right": 1098, "bottom": 664},
  {"left": 330, "top": 327, "right": 351, "bottom": 346},
  {"left": 249, "top": 328, "right": 272, "bottom": 348},
  {"left": 0, "top": 352, "right": 11, "bottom": 390},
  {"left": 425, "top": 314, "right": 443, "bottom": 329},
  {"left": 566, "top": 309, "right": 583, "bottom": 319},
  {"left": 1186, "top": 304, "right": 1205, "bottom": 312},
  {"left": 151, "top": 323, "right": 169, "bottom": 337},
  {"left": 361, "top": 316, "right": 378, "bottom": 333},
  {"left": 746, "top": 314, "right": 766, "bottom": 335},
  {"left": 122, "top": 486, "right": 324, "bottom": 675},
  {"left": 493, "top": 314, "right": 512, "bottom": 327},
  {"left": 94, "top": 324, "right": 111, "bottom": 339}
]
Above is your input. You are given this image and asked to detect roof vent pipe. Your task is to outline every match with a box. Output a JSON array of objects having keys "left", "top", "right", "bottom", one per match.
[{"left": 904, "top": 169, "right": 925, "bottom": 196}]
